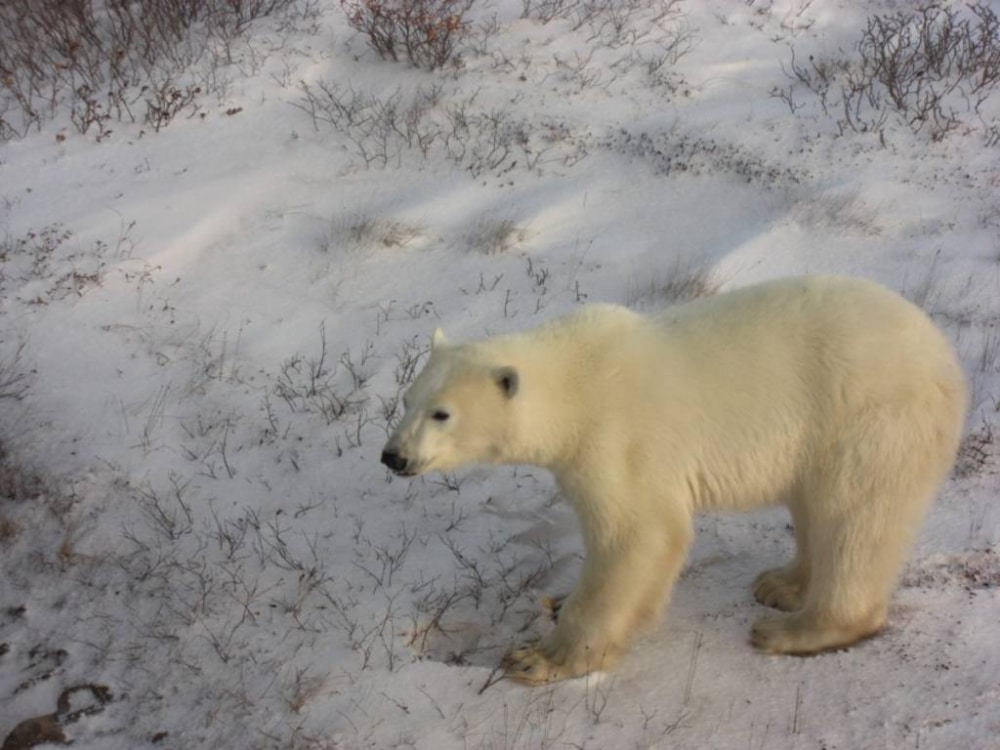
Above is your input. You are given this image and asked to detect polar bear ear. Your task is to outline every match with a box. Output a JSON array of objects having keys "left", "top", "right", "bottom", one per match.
[
  {"left": 494, "top": 367, "right": 519, "bottom": 399},
  {"left": 431, "top": 328, "right": 448, "bottom": 349}
]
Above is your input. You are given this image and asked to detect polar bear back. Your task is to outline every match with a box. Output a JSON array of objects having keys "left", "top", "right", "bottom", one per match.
[
  {"left": 651, "top": 275, "right": 955, "bottom": 406},
  {"left": 489, "top": 276, "right": 966, "bottom": 515}
]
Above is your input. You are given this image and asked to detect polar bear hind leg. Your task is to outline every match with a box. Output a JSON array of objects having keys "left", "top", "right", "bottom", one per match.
[{"left": 751, "top": 408, "right": 954, "bottom": 655}]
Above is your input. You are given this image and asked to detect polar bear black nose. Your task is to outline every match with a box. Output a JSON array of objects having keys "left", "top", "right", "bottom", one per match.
[{"left": 381, "top": 449, "right": 407, "bottom": 473}]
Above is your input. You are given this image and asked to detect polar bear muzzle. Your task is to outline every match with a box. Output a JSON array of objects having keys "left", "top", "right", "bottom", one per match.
[{"left": 380, "top": 448, "right": 409, "bottom": 474}]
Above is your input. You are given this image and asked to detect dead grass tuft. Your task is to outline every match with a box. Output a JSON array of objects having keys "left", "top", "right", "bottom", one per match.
[
  {"left": 466, "top": 215, "right": 526, "bottom": 255},
  {"left": 626, "top": 257, "right": 720, "bottom": 309},
  {"left": 326, "top": 213, "right": 423, "bottom": 252}
]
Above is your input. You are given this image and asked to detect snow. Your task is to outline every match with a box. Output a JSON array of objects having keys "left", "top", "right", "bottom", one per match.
[{"left": 1, "top": 1, "right": 998, "bottom": 748}]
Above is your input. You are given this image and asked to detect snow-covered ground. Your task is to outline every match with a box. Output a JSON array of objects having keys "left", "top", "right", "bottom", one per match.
[{"left": 1, "top": 1, "right": 998, "bottom": 748}]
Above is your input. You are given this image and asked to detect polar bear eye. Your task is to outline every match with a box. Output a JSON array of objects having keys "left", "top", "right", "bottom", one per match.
[{"left": 431, "top": 410, "right": 450, "bottom": 422}]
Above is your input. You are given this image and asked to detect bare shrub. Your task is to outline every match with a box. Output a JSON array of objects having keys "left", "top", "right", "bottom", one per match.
[
  {"left": 522, "top": 0, "right": 690, "bottom": 54},
  {"left": 220, "top": 0, "right": 305, "bottom": 31},
  {"left": 283, "top": 668, "right": 330, "bottom": 714},
  {"left": 520, "top": 0, "right": 692, "bottom": 91},
  {"left": 443, "top": 104, "right": 534, "bottom": 176},
  {"left": 143, "top": 81, "right": 204, "bottom": 133},
  {"left": 295, "top": 81, "right": 441, "bottom": 167},
  {"left": 786, "top": 2, "right": 1000, "bottom": 142},
  {"left": 520, "top": 0, "right": 575, "bottom": 23},
  {"left": 956, "top": 421, "right": 994, "bottom": 477},
  {"left": 0, "top": 340, "right": 32, "bottom": 402},
  {"left": 1, "top": 222, "right": 135, "bottom": 303},
  {"left": 0, "top": 441, "right": 45, "bottom": 503},
  {"left": 0, "top": 513, "right": 19, "bottom": 544},
  {"left": 273, "top": 325, "right": 372, "bottom": 426},
  {"left": 340, "top": 0, "right": 475, "bottom": 70},
  {"left": 295, "top": 81, "right": 547, "bottom": 176},
  {"left": 0, "top": 0, "right": 303, "bottom": 139}
]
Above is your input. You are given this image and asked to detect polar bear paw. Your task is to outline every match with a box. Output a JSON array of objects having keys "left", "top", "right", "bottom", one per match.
[
  {"left": 501, "top": 637, "right": 614, "bottom": 685},
  {"left": 750, "top": 614, "right": 817, "bottom": 654},
  {"left": 502, "top": 644, "right": 570, "bottom": 685},
  {"left": 752, "top": 567, "right": 805, "bottom": 612},
  {"left": 750, "top": 611, "right": 885, "bottom": 655}
]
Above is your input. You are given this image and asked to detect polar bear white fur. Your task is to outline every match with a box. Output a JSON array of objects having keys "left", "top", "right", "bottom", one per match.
[{"left": 381, "top": 276, "right": 967, "bottom": 684}]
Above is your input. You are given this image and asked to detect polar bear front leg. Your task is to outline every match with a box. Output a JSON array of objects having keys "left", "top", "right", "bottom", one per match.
[
  {"left": 502, "top": 557, "right": 624, "bottom": 685},
  {"left": 504, "top": 516, "right": 691, "bottom": 685}
]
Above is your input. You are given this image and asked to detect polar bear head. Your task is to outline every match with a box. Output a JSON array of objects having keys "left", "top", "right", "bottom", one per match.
[{"left": 381, "top": 329, "right": 519, "bottom": 477}]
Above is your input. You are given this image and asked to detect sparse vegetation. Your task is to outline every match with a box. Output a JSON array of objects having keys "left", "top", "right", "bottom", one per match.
[
  {"left": 0, "top": 0, "right": 308, "bottom": 139},
  {"left": 340, "top": 0, "right": 476, "bottom": 70},
  {"left": 790, "top": 193, "right": 882, "bottom": 237},
  {"left": 465, "top": 214, "right": 526, "bottom": 255},
  {"left": 0, "top": 340, "right": 32, "bottom": 402},
  {"left": 0, "top": 513, "right": 18, "bottom": 544},
  {"left": 295, "top": 80, "right": 553, "bottom": 175},
  {"left": 956, "top": 420, "right": 994, "bottom": 477},
  {"left": 295, "top": 81, "right": 443, "bottom": 167},
  {"left": 903, "top": 546, "right": 1000, "bottom": 588},
  {"left": 783, "top": 2, "right": 1000, "bottom": 142},
  {"left": 274, "top": 323, "right": 361, "bottom": 425},
  {"left": 521, "top": 0, "right": 690, "bottom": 53},
  {"left": 626, "top": 257, "right": 720, "bottom": 309},
  {"left": 0, "top": 2, "right": 997, "bottom": 748},
  {"left": 327, "top": 212, "right": 423, "bottom": 251},
  {"left": 609, "top": 127, "right": 803, "bottom": 186},
  {"left": 0, "top": 223, "right": 137, "bottom": 303},
  {"left": 904, "top": 250, "right": 944, "bottom": 312}
]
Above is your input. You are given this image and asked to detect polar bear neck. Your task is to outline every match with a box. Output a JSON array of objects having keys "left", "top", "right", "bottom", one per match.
[{"left": 468, "top": 305, "right": 640, "bottom": 472}]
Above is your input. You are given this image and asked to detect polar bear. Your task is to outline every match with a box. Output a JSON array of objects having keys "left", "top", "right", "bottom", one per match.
[{"left": 380, "top": 276, "right": 966, "bottom": 684}]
